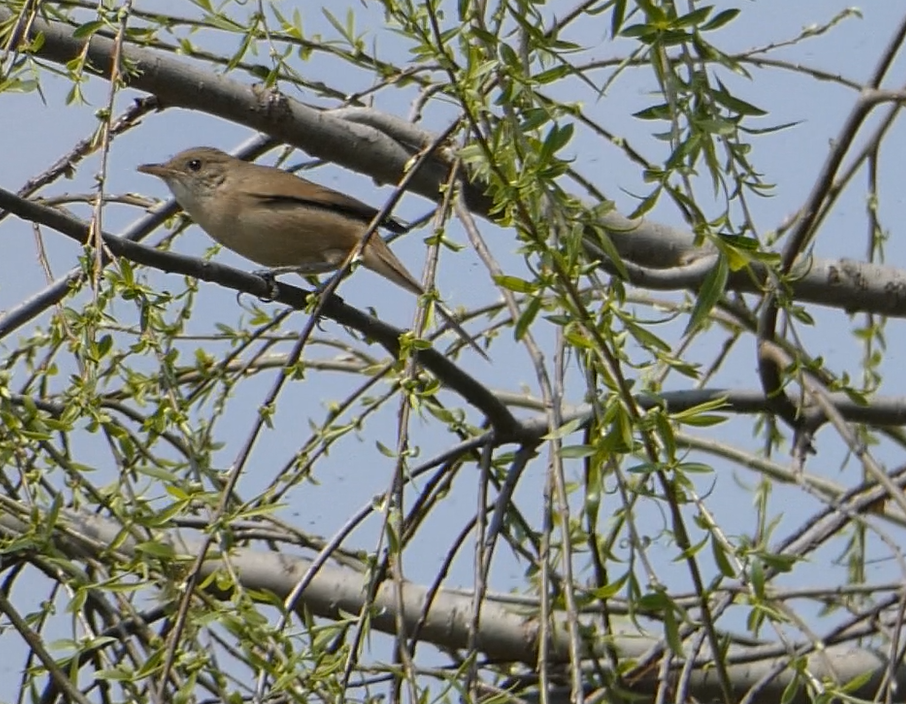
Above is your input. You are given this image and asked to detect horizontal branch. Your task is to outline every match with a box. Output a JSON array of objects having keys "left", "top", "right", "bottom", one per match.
[
  {"left": 587, "top": 222, "right": 906, "bottom": 317},
  {"left": 506, "top": 386, "right": 906, "bottom": 435},
  {"left": 0, "top": 504, "right": 901, "bottom": 704}
]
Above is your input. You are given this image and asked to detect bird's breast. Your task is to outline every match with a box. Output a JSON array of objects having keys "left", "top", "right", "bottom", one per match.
[{"left": 191, "top": 199, "right": 367, "bottom": 269}]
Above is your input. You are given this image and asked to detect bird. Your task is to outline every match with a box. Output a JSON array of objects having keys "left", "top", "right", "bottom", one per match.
[{"left": 137, "top": 147, "right": 487, "bottom": 359}]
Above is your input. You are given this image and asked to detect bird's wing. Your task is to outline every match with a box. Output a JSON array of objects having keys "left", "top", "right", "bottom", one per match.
[{"left": 245, "top": 168, "right": 407, "bottom": 233}]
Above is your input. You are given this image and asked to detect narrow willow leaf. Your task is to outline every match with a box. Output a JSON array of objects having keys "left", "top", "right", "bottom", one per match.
[
  {"left": 685, "top": 253, "right": 727, "bottom": 334},
  {"left": 702, "top": 8, "right": 740, "bottom": 31}
]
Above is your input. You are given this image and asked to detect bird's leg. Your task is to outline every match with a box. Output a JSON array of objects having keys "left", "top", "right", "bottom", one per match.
[
  {"left": 250, "top": 263, "right": 337, "bottom": 299},
  {"left": 255, "top": 263, "right": 338, "bottom": 277},
  {"left": 251, "top": 262, "right": 333, "bottom": 282}
]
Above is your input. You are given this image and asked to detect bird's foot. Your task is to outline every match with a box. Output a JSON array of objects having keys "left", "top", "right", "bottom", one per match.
[{"left": 251, "top": 268, "right": 282, "bottom": 301}]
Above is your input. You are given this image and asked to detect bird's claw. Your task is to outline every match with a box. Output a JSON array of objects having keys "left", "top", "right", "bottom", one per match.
[{"left": 251, "top": 268, "right": 281, "bottom": 301}]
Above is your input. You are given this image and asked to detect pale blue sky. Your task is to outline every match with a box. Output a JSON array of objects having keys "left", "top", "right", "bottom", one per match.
[{"left": 1, "top": 0, "right": 904, "bottom": 693}]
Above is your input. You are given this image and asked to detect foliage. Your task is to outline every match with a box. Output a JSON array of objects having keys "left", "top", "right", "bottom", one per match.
[{"left": 0, "top": 2, "right": 902, "bottom": 704}]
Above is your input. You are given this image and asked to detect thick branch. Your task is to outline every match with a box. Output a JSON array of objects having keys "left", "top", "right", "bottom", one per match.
[
  {"left": 0, "top": 6, "right": 493, "bottom": 215},
  {"left": 509, "top": 387, "right": 906, "bottom": 437},
  {"left": 4, "top": 9, "right": 906, "bottom": 316},
  {"left": 0, "top": 505, "right": 902, "bottom": 704}
]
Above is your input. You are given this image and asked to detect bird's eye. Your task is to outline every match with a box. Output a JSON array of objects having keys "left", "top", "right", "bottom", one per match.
[{"left": 187, "top": 159, "right": 202, "bottom": 172}]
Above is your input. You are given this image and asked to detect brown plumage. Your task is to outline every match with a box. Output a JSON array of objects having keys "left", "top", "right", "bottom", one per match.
[{"left": 138, "top": 147, "right": 486, "bottom": 359}]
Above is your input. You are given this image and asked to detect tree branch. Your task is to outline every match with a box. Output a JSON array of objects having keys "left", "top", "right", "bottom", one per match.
[
  {"left": 0, "top": 503, "right": 902, "bottom": 704},
  {"left": 0, "top": 186, "right": 525, "bottom": 439},
  {"left": 4, "top": 8, "right": 906, "bottom": 317}
]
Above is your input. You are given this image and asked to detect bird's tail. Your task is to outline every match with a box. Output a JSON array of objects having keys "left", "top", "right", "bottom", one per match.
[
  {"left": 364, "top": 237, "right": 489, "bottom": 361},
  {"left": 435, "top": 302, "right": 489, "bottom": 361},
  {"left": 363, "top": 235, "right": 425, "bottom": 296}
]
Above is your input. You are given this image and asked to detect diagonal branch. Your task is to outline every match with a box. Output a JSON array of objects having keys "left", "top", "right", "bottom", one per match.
[{"left": 0, "top": 186, "right": 525, "bottom": 439}]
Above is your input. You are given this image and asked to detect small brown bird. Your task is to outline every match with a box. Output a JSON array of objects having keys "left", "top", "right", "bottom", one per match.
[{"left": 137, "top": 147, "right": 486, "bottom": 359}]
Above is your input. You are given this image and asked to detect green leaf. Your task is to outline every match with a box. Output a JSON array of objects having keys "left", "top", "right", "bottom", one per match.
[
  {"left": 628, "top": 188, "right": 661, "bottom": 219},
  {"left": 676, "top": 534, "right": 708, "bottom": 560},
  {"left": 137, "top": 465, "right": 179, "bottom": 482},
  {"left": 711, "top": 535, "right": 736, "bottom": 577},
  {"left": 321, "top": 9, "right": 347, "bottom": 41},
  {"left": 96, "top": 334, "right": 113, "bottom": 358},
  {"left": 696, "top": 118, "right": 736, "bottom": 136},
  {"left": 635, "top": 0, "right": 667, "bottom": 21},
  {"left": 685, "top": 253, "right": 727, "bottom": 334},
  {"left": 750, "top": 557, "right": 765, "bottom": 597},
  {"left": 760, "top": 552, "right": 796, "bottom": 572},
  {"left": 663, "top": 605, "right": 684, "bottom": 654},
  {"left": 741, "top": 120, "right": 801, "bottom": 135},
  {"left": 675, "top": 7, "right": 712, "bottom": 28},
  {"left": 0, "top": 77, "right": 40, "bottom": 94},
  {"left": 620, "top": 23, "right": 653, "bottom": 39},
  {"left": 780, "top": 666, "right": 804, "bottom": 704},
  {"left": 135, "top": 541, "right": 176, "bottom": 558},
  {"left": 702, "top": 9, "right": 740, "bottom": 31},
  {"left": 684, "top": 254, "right": 730, "bottom": 335},
  {"left": 586, "top": 223, "right": 630, "bottom": 281},
  {"left": 838, "top": 668, "right": 874, "bottom": 693},
  {"left": 560, "top": 444, "right": 595, "bottom": 459},
  {"left": 626, "top": 322, "right": 671, "bottom": 352},
  {"left": 611, "top": 0, "right": 627, "bottom": 37},
  {"left": 519, "top": 107, "right": 553, "bottom": 132},
  {"left": 493, "top": 275, "right": 537, "bottom": 293},
  {"left": 718, "top": 233, "right": 759, "bottom": 250},
  {"left": 515, "top": 296, "right": 541, "bottom": 341},
  {"left": 841, "top": 386, "right": 869, "bottom": 406},
  {"left": 713, "top": 81, "right": 767, "bottom": 117},
  {"left": 589, "top": 571, "right": 630, "bottom": 598},
  {"left": 676, "top": 462, "right": 715, "bottom": 474},
  {"left": 499, "top": 42, "right": 519, "bottom": 68},
  {"left": 72, "top": 20, "right": 106, "bottom": 39},
  {"left": 541, "top": 122, "right": 574, "bottom": 158},
  {"left": 633, "top": 103, "right": 672, "bottom": 121},
  {"left": 677, "top": 414, "right": 726, "bottom": 427},
  {"left": 533, "top": 65, "right": 571, "bottom": 85},
  {"left": 375, "top": 441, "right": 397, "bottom": 458},
  {"left": 541, "top": 417, "right": 584, "bottom": 441},
  {"left": 47, "top": 638, "right": 78, "bottom": 653}
]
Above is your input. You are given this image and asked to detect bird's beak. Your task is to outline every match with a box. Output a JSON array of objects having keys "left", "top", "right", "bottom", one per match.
[{"left": 137, "top": 163, "right": 171, "bottom": 178}]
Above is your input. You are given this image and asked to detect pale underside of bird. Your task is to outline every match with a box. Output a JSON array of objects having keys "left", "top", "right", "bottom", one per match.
[{"left": 138, "top": 147, "right": 488, "bottom": 360}]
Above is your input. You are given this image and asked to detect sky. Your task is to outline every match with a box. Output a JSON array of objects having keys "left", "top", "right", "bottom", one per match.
[{"left": 1, "top": 0, "right": 905, "bottom": 697}]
